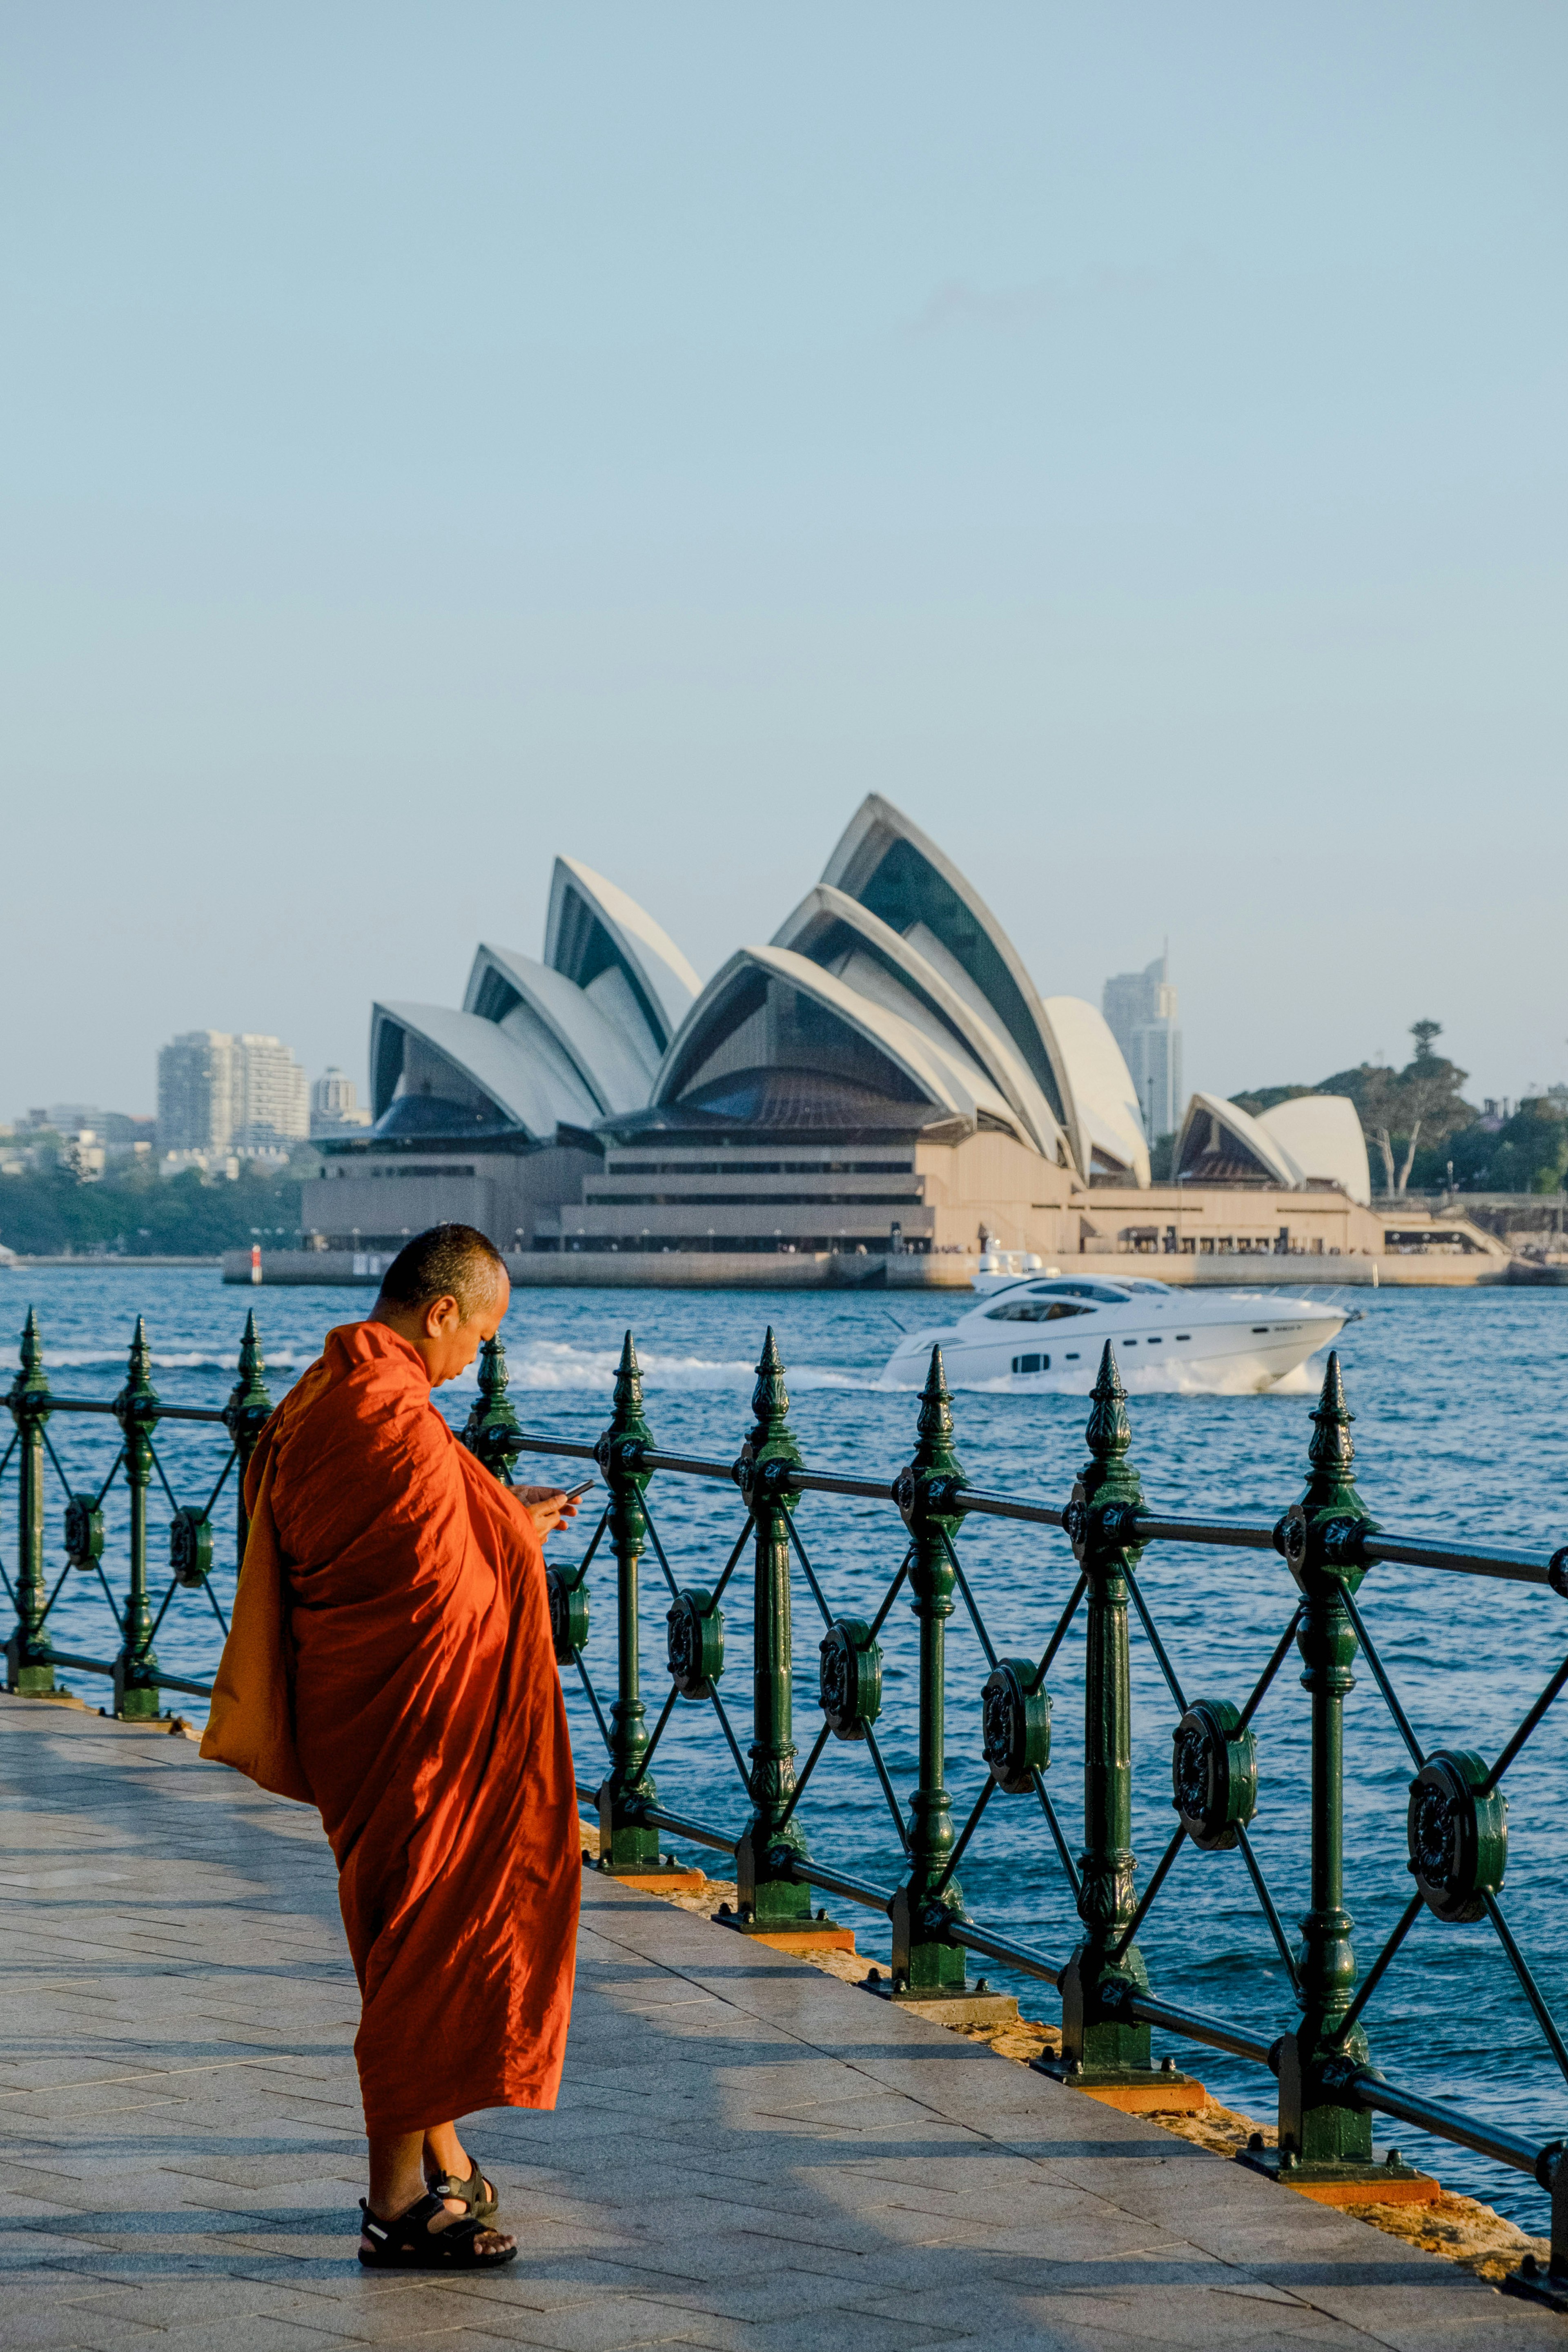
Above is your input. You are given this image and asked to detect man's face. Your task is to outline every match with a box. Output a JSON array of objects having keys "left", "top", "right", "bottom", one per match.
[{"left": 410, "top": 1274, "right": 511, "bottom": 1387}]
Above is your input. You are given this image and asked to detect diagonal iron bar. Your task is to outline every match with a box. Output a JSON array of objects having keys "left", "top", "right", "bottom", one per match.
[
  {"left": 938, "top": 1528, "right": 998, "bottom": 1669},
  {"left": 1234, "top": 1824, "right": 1301, "bottom": 1996},
  {"left": 573, "top": 1653, "right": 612, "bottom": 1751},
  {"left": 0, "top": 1427, "right": 18, "bottom": 1483},
  {"left": 866, "top": 1550, "right": 912, "bottom": 1643},
  {"left": 1482, "top": 1893, "right": 1568, "bottom": 2089},
  {"left": 1328, "top": 1890, "right": 1423, "bottom": 2048},
  {"left": 203, "top": 1577, "right": 230, "bottom": 1635},
  {"left": 774, "top": 1720, "right": 832, "bottom": 1836},
  {"left": 708, "top": 1513, "right": 755, "bottom": 1612},
  {"left": 1480, "top": 1652, "right": 1568, "bottom": 1797},
  {"left": 34, "top": 1562, "right": 72, "bottom": 1631},
  {"left": 779, "top": 1501, "right": 833, "bottom": 1628},
  {"left": 1031, "top": 1766, "right": 1081, "bottom": 1899},
  {"left": 862, "top": 1721, "right": 911, "bottom": 1853},
  {"left": 630, "top": 1682, "right": 681, "bottom": 1786},
  {"left": 637, "top": 1497, "right": 682, "bottom": 1601},
  {"left": 932, "top": 1775, "right": 995, "bottom": 1898},
  {"left": 93, "top": 1560, "right": 120, "bottom": 1624},
  {"left": 1122, "top": 1558, "right": 1187, "bottom": 1713},
  {"left": 203, "top": 1446, "right": 238, "bottom": 1520},
  {"left": 707, "top": 1684, "right": 755, "bottom": 1795},
  {"left": 146, "top": 1439, "right": 182, "bottom": 1515},
  {"left": 40, "top": 1425, "right": 71, "bottom": 1494},
  {"left": 1237, "top": 1604, "right": 1304, "bottom": 1730},
  {"left": 145, "top": 1577, "right": 181, "bottom": 1646},
  {"left": 1342, "top": 1589, "right": 1425, "bottom": 1769},
  {"left": 1109, "top": 1822, "right": 1187, "bottom": 1961},
  {"left": 93, "top": 1450, "right": 125, "bottom": 1512},
  {"left": 1036, "top": 1570, "right": 1086, "bottom": 1685}
]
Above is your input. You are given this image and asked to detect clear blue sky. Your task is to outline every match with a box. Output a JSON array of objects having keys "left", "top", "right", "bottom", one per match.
[{"left": 4, "top": 2, "right": 1565, "bottom": 1119}]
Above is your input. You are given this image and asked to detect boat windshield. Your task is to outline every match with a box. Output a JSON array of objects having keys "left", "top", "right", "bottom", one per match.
[{"left": 980, "top": 1279, "right": 1132, "bottom": 1317}]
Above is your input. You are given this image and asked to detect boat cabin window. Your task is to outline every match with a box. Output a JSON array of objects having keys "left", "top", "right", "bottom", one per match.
[
  {"left": 1041, "top": 1280, "right": 1127, "bottom": 1301},
  {"left": 984, "top": 1298, "right": 1094, "bottom": 1323}
]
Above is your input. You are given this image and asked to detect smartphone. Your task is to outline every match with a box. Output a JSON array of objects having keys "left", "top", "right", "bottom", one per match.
[{"left": 562, "top": 1476, "right": 597, "bottom": 1502}]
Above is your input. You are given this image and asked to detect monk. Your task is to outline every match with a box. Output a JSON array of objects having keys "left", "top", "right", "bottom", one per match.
[{"left": 201, "top": 1223, "right": 581, "bottom": 2270}]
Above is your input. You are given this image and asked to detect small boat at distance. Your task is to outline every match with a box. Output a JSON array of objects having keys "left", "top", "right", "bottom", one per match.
[{"left": 881, "top": 1272, "right": 1347, "bottom": 1396}]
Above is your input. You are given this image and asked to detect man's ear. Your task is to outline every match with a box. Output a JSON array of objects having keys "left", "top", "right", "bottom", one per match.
[{"left": 421, "top": 1292, "right": 462, "bottom": 1338}]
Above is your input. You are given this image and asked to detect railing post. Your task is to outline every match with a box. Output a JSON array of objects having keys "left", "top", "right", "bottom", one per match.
[
  {"left": 111, "top": 1317, "right": 161, "bottom": 1721},
  {"left": 1267, "top": 1351, "right": 1384, "bottom": 2183},
  {"left": 221, "top": 1310, "right": 273, "bottom": 1567},
  {"left": 1046, "top": 1342, "right": 1179, "bottom": 2091},
  {"left": 5, "top": 1308, "right": 56, "bottom": 1695},
  {"left": 889, "top": 1346, "right": 967, "bottom": 1994},
  {"left": 732, "top": 1329, "right": 813, "bottom": 1932},
  {"left": 462, "top": 1332, "right": 523, "bottom": 1486},
  {"left": 592, "top": 1333, "right": 663, "bottom": 1874}
]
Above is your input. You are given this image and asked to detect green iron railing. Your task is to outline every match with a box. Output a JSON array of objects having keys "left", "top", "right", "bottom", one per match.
[
  {"left": 8, "top": 1303, "right": 1568, "bottom": 2309},
  {"left": 463, "top": 1320, "right": 1568, "bottom": 2316},
  {"left": 1, "top": 1307, "right": 272, "bottom": 1714}
]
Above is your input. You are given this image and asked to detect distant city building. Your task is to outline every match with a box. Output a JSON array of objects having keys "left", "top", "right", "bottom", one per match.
[
  {"left": 157, "top": 1031, "right": 307, "bottom": 1158},
  {"left": 232, "top": 1034, "right": 309, "bottom": 1151},
  {"left": 310, "top": 1067, "right": 371, "bottom": 1139},
  {"left": 1102, "top": 955, "right": 1184, "bottom": 1140},
  {"left": 158, "top": 1032, "right": 236, "bottom": 1155}
]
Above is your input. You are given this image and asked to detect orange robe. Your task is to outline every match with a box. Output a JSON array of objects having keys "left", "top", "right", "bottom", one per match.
[{"left": 201, "top": 1320, "right": 579, "bottom": 2136}]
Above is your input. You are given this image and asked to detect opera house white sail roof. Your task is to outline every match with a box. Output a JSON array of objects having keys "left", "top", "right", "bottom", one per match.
[
  {"left": 1174, "top": 1090, "right": 1371, "bottom": 1206},
  {"left": 362, "top": 798, "right": 1157, "bottom": 1187}
]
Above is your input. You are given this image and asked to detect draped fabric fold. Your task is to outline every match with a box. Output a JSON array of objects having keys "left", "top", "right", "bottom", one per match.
[{"left": 202, "top": 1320, "right": 578, "bottom": 2134}]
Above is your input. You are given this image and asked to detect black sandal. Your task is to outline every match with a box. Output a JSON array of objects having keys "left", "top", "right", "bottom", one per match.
[
  {"left": 357, "top": 2192, "right": 516, "bottom": 2268},
  {"left": 428, "top": 2159, "right": 499, "bottom": 2229}
]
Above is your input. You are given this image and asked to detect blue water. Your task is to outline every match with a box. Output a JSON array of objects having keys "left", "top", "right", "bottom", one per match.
[{"left": 5, "top": 1267, "right": 1568, "bottom": 2225}]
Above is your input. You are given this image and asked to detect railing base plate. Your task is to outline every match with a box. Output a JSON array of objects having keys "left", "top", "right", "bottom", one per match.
[
  {"left": 589, "top": 1860, "right": 707, "bottom": 1894},
  {"left": 868, "top": 1982, "right": 1018, "bottom": 2027},
  {"left": 717, "top": 1912, "right": 857, "bottom": 1954},
  {"left": 1238, "top": 2148, "right": 1440, "bottom": 2205},
  {"left": 1502, "top": 2259, "right": 1568, "bottom": 2313},
  {"left": 1033, "top": 2057, "right": 1206, "bottom": 2112}
]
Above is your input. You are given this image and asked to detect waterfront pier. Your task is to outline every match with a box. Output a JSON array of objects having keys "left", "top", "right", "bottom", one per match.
[{"left": 1, "top": 1695, "right": 1556, "bottom": 2351}]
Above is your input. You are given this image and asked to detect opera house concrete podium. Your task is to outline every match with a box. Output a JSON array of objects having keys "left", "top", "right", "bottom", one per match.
[{"left": 302, "top": 797, "right": 1421, "bottom": 1273}]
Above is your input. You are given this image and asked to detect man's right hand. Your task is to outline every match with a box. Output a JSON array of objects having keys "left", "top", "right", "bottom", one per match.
[{"left": 519, "top": 1486, "right": 580, "bottom": 1539}]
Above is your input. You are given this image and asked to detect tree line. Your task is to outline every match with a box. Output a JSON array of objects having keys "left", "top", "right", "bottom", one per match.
[{"left": 1231, "top": 1023, "right": 1568, "bottom": 1196}]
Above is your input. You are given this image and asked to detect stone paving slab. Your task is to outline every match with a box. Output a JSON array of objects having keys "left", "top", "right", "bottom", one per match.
[{"left": 0, "top": 1695, "right": 1559, "bottom": 2351}]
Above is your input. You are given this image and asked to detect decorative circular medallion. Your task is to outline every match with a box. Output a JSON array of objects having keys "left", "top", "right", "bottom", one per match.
[
  {"left": 1407, "top": 1749, "right": 1506, "bottom": 1922},
  {"left": 981, "top": 1656, "right": 1051, "bottom": 1793},
  {"left": 64, "top": 1492, "right": 105, "bottom": 1570},
  {"left": 818, "top": 1618, "right": 882, "bottom": 1740},
  {"left": 666, "top": 1587, "right": 724, "bottom": 1698},
  {"left": 546, "top": 1565, "right": 590, "bottom": 1664},
  {"left": 168, "top": 1507, "right": 213, "bottom": 1589},
  {"left": 1171, "top": 1698, "right": 1257, "bottom": 1850}
]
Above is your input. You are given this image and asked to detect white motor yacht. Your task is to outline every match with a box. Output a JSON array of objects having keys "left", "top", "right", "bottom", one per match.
[{"left": 881, "top": 1273, "right": 1347, "bottom": 1396}]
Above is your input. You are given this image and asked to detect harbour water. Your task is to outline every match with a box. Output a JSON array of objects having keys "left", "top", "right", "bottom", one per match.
[{"left": 5, "top": 1266, "right": 1568, "bottom": 2225}]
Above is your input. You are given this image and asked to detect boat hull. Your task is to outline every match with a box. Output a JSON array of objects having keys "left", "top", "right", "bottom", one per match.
[{"left": 881, "top": 1302, "right": 1345, "bottom": 1397}]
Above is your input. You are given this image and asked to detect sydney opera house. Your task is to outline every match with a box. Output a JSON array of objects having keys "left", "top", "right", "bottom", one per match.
[{"left": 305, "top": 797, "right": 1384, "bottom": 1265}]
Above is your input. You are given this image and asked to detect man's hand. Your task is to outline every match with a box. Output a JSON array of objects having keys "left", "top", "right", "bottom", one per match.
[{"left": 519, "top": 1485, "right": 581, "bottom": 1539}]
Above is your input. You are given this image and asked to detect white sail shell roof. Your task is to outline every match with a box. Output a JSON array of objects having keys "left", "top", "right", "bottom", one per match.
[
  {"left": 818, "top": 794, "right": 1121, "bottom": 1178},
  {"left": 463, "top": 944, "right": 649, "bottom": 1117},
  {"left": 1258, "top": 1096, "right": 1371, "bottom": 1207},
  {"left": 545, "top": 857, "right": 701, "bottom": 1068},
  {"left": 370, "top": 1000, "right": 600, "bottom": 1141},
  {"left": 655, "top": 946, "right": 1028, "bottom": 1140},
  {"left": 1041, "top": 996, "right": 1152, "bottom": 1185},
  {"left": 772, "top": 884, "right": 1066, "bottom": 1159},
  {"left": 1175, "top": 1091, "right": 1305, "bottom": 1189}
]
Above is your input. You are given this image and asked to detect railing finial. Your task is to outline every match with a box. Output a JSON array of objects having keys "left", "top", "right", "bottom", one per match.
[
  {"left": 749, "top": 1324, "right": 791, "bottom": 1445},
  {"left": 12, "top": 1307, "right": 48, "bottom": 1405},
  {"left": 614, "top": 1328, "right": 646, "bottom": 1419},
  {"left": 1085, "top": 1340, "right": 1130, "bottom": 1465}
]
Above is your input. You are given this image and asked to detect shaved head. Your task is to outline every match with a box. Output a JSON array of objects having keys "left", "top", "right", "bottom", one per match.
[{"left": 374, "top": 1223, "right": 507, "bottom": 1321}]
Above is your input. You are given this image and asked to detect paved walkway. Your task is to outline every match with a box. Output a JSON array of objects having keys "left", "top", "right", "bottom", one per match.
[{"left": 0, "top": 1696, "right": 1557, "bottom": 2352}]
